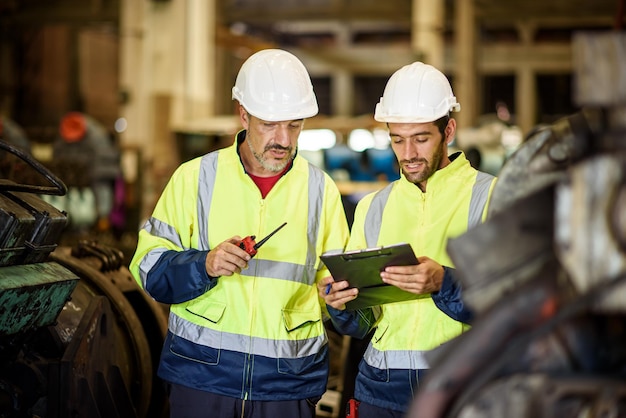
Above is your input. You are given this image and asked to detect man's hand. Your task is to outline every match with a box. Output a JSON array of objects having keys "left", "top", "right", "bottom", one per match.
[
  {"left": 205, "top": 236, "right": 251, "bottom": 277},
  {"left": 380, "top": 256, "right": 444, "bottom": 294},
  {"left": 318, "top": 276, "right": 358, "bottom": 310}
]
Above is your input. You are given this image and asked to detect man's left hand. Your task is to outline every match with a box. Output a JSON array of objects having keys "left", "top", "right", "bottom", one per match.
[{"left": 380, "top": 256, "right": 444, "bottom": 294}]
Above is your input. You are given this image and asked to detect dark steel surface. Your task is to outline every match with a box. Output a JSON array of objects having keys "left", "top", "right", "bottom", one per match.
[{"left": 0, "top": 262, "right": 78, "bottom": 336}]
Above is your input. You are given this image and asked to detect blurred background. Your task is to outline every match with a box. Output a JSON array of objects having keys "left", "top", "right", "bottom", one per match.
[
  {"left": 1, "top": 1, "right": 625, "bottom": 417},
  {"left": 2, "top": 0, "right": 621, "bottom": 251}
]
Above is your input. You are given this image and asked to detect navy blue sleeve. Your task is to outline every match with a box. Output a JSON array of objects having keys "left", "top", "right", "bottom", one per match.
[
  {"left": 431, "top": 266, "right": 474, "bottom": 324},
  {"left": 326, "top": 305, "right": 376, "bottom": 339},
  {"left": 145, "top": 249, "right": 218, "bottom": 304}
]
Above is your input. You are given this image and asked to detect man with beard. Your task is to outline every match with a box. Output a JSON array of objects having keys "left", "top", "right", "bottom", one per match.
[
  {"left": 319, "top": 61, "right": 497, "bottom": 418},
  {"left": 130, "top": 49, "right": 349, "bottom": 418}
]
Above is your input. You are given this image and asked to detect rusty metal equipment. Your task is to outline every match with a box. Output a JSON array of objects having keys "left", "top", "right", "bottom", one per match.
[{"left": 0, "top": 139, "right": 168, "bottom": 417}]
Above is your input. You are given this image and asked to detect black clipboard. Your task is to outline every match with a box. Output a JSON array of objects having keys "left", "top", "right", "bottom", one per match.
[{"left": 320, "top": 243, "right": 420, "bottom": 310}]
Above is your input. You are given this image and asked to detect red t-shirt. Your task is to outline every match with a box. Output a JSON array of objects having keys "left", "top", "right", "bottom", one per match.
[{"left": 247, "top": 162, "right": 292, "bottom": 198}]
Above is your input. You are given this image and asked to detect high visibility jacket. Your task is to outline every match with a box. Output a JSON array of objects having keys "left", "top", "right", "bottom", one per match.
[
  {"left": 129, "top": 131, "right": 350, "bottom": 401},
  {"left": 332, "top": 152, "right": 496, "bottom": 412}
]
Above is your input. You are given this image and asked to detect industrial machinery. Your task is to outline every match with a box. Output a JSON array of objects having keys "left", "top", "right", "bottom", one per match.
[
  {"left": 43, "top": 112, "right": 124, "bottom": 232},
  {"left": 0, "top": 140, "right": 168, "bottom": 417},
  {"left": 409, "top": 32, "right": 626, "bottom": 418}
]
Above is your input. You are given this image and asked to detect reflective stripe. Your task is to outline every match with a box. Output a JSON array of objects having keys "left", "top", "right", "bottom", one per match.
[
  {"left": 138, "top": 217, "right": 185, "bottom": 288},
  {"left": 240, "top": 259, "right": 317, "bottom": 285},
  {"left": 146, "top": 153, "right": 327, "bottom": 355},
  {"left": 364, "top": 183, "right": 394, "bottom": 247},
  {"left": 169, "top": 312, "right": 326, "bottom": 359},
  {"left": 468, "top": 171, "right": 495, "bottom": 229},
  {"left": 306, "top": 165, "right": 325, "bottom": 280},
  {"left": 142, "top": 216, "right": 184, "bottom": 249},
  {"left": 198, "top": 152, "right": 219, "bottom": 251},
  {"left": 195, "top": 152, "right": 321, "bottom": 279},
  {"left": 364, "top": 173, "right": 494, "bottom": 245},
  {"left": 361, "top": 170, "right": 494, "bottom": 370},
  {"left": 363, "top": 344, "right": 430, "bottom": 370},
  {"left": 138, "top": 247, "right": 168, "bottom": 288},
  {"left": 136, "top": 154, "right": 323, "bottom": 288}
]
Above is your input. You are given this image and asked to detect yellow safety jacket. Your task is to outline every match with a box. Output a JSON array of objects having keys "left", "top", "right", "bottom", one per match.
[
  {"left": 336, "top": 152, "right": 496, "bottom": 412},
  {"left": 129, "top": 131, "right": 349, "bottom": 401}
]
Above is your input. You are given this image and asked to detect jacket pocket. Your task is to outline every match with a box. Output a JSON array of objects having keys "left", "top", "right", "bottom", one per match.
[
  {"left": 372, "top": 320, "right": 389, "bottom": 343},
  {"left": 168, "top": 302, "right": 227, "bottom": 365},
  {"left": 281, "top": 308, "right": 320, "bottom": 334},
  {"left": 277, "top": 308, "right": 325, "bottom": 376},
  {"left": 358, "top": 355, "right": 389, "bottom": 382},
  {"left": 364, "top": 321, "right": 390, "bottom": 381},
  {"left": 169, "top": 334, "right": 221, "bottom": 366},
  {"left": 185, "top": 301, "right": 227, "bottom": 325}
]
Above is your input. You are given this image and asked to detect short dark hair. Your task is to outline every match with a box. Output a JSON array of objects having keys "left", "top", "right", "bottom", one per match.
[{"left": 433, "top": 114, "right": 450, "bottom": 136}]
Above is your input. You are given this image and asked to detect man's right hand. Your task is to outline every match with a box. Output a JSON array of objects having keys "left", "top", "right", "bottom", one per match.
[
  {"left": 205, "top": 236, "right": 251, "bottom": 277},
  {"left": 318, "top": 276, "right": 359, "bottom": 310}
]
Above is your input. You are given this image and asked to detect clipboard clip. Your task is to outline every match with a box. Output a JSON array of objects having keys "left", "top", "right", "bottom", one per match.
[{"left": 341, "top": 247, "right": 392, "bottom": 260}]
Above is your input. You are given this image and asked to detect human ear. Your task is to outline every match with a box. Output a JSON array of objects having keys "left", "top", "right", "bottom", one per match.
[
  {"left": 238, "top": 105, "right": 249, "bottom": 128},
  {"left": 444, "top": 119, "right": 456, "bottom": 144}
]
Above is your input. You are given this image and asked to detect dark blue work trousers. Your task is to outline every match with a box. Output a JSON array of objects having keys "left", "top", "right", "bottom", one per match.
[
  {"left": 356, "top": 401, "right": 404, "bottom": 418},
  {"left": 168, "top": 383, "right": 319, "bottom": 418}
]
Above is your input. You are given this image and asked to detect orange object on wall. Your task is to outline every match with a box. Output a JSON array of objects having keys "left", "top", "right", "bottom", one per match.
[{"left": 60, "top": 112, "right": 87, "bottom": 142}]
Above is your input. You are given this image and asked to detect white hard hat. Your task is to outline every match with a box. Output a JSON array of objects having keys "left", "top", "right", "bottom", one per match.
[
  {"left": 232, "top": 49, "right": 319, "bottom": 122},
  {"left": 374, "top": 62, "right": 460, "bottom": 123}
]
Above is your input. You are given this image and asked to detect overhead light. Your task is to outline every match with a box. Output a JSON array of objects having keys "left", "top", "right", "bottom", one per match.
[
  {"left": 298, "top": 129, "right": 337, "bottom": 151},
  {"left": 348, "top": 129, "right": 375, "bottom": 152},
  {"left": 114, "top": 117, "right": 128, "bottom": 133},
  {"left": 372, "top": 128, "right": 391, "bottom": 149}
]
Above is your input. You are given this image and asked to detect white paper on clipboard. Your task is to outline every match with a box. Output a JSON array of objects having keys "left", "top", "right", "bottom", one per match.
[{"left": 320, "top": 243, "right": 421, "bottom": 310}]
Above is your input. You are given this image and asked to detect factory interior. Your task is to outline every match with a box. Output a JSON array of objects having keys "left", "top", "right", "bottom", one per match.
[{"left": 1, "top": 0, "right": 626, "bottom": 417}]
